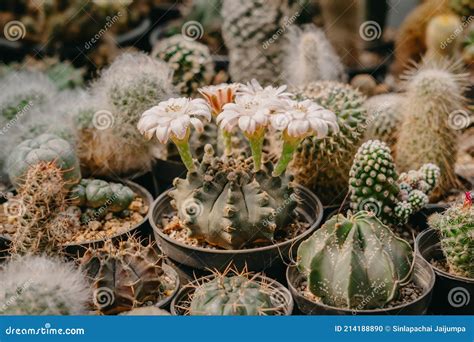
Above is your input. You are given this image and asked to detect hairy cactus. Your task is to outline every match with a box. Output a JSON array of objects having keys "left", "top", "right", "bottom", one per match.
[
  {"left": 350, "top": 140, "right": 440, "bottom": 226},
  {"left": 363, "top": 93, "right": 404, "bottom": 149},
  {"left": 6, "top": 133, "right": 81, "bottom": 190},
  {"left": 283, "top": 24, "right": 346, "bottom": 86},
  {"left": 81, "top": 239, "right": 166, "bottom": 315},
  {"left": 350, "top": 74, "right": 377, "bottom": 97},
  {"left": 189, "top": 275, "right": 276, "bottom": 316},
  {"left": 297, "top": 211, "right": 414, "bottom": 309},
  {"left": 152, "top": 34, "right": 215, "bottom": 96},
  {"left": 290, "top": 81, "right": 367, "bottom": 204},
  {"left": 169, "top": 145, "right": 297, "bottom": 250},
  {"left": 0, "top": 255, "right": 90, "bottom": 315},
  {"left": 395, "top": 59, "right": 469, "bottom": 197},
  {"left": 425, "top": 14, "right": 463, "bottom": 61},
  {"left": 221, "top": 0, "right": 299, "bottom": 84},
  {"left": 429, "top": 193, "right": 473, "bottom": 278}
]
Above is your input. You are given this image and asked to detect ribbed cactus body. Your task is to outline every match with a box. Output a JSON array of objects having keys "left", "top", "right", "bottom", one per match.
[
  {"left": 297, "top": 211, "right": 414, "bottom": 309},
  {"left": 290, "top": 81, "right": 366, "bottom": 204},
  {"left": 170, "top": 145, "right": 297, "bottom": 250}
]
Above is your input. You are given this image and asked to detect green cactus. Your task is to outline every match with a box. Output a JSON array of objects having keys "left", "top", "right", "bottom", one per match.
[
  {"left": 290, "top": 81, "right": 367, "bottom": 204},
  {"left": 169, "top": 145, "right": 297, "bottom": 250},
  {"left": 349, "top": 140, "right": 440, "bottom": 226},
  {"left": 0, "top": 255, "right": 90, "bottom": 315},
  {"left": 80, "top": 239, "right": 166, "bottom": 315},
  {"left": 6, "top": 133, "right": 81, "bottom": 190},
  {"left": 189, "top": 275, "right": 276, "bottom": 316},
  {"left": 428, "top": 194, "right": 473, "bottom": 278},
  {"left": 449, "top": 0, "right": 474, "bottom": 16},
  {"left": 152, "top": 34, "right": 215, "bottom": 97},
  {"left": 297, "top": 211, "right": 414, "bottom": 309}
]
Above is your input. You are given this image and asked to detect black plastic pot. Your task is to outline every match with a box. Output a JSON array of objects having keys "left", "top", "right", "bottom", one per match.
[
  {"left": 149, "top": 185, "right": 323, "bottom": 273},
  {"left": 286, "top": 256, "right": 435, "bottom": 315},
  {"left": 155, "top": 263, "right": 181, "bottom": 310},
  {"left": 170, "top": 273, "right": 293, "bottom": 316},
  {"left": 415, "top": 229, "right": 474, "bottom": 315}
]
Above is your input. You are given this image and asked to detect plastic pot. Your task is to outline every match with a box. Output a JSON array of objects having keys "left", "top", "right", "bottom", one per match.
[
  {"left": 286, "top": 256, "right": 435, "bottom": 315},
  {"left": 149, "top": 185, "right": 323, "bottom": 273},
  {"left": 415, "top": 229, "right": 474, "bottom": 315},
  {"left": 170, "top": 273, "right": 293, "bottom": 316},
  {"left": 155, "top": 263, "right": 181, "bottom": 310}
]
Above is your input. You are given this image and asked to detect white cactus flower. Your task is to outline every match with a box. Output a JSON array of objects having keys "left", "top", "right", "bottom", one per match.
[
  {"left": 138, "top": 97, "right": 211, "bottom": 143},
  {"left": 237, "top": 79, "right": 293, "bottom": 101}
]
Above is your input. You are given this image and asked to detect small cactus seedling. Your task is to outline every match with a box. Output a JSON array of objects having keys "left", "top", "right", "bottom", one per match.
[
  {"left": 297, "top": 211, "right": 414, "bottom": 309},
  {"left": 0, "top": 255, "right": 90, "bottom": 315},
  {"left": 428, "top": 192, "right": 474, "bottom": 278},
  {"left": 349, "top": 140, "right": 440, "bottom": 226},
  {"left": 81, "top": 238, "right": 166, "bottom": 315}
]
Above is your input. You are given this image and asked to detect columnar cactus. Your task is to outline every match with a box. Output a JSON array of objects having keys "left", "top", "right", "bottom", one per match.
[
  {"left": 297, "top": 211, "right": 414, "bottom": 309},
  {"left": 395, "top": 59, "right": 468, "bottom": 197},
  {"left": 152, "top": 35, "right": 215, "bottom": 96},
  {"left": 0, "top": 255, "right": 90, "bottom": 315},
  {"left": 81, "top": 239, "right": 166, "bottom": 315},
  {"left": 349, "top": 140, "right": 440, "bottom": 226},
  {"left": 290, "top": 81, "right": 367, "bottom": 204},
  {"left": 428, "top": 193, "right": 474, "bottom": 278}
]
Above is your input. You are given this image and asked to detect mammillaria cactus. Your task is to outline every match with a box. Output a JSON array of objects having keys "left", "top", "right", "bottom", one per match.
[
  {"left": 283, "top": 24, "right": 346, "bottom": 86},
  {"left": 0, "top": 255, "right": 90, "bottom": 315},
  {"left": 395, "top": 59, "right": 469, "bottom": 197},
  {"left": 6, "top": 133, "right": 81, "bottom": 190},
  {"left": 152, "top": 34, "right": 215, "bottom": 96},
  {"left": 425, "top": 14, "right": 463, "bottom": 61},
  {"left": 81, "top": 239, "right": 166, "bottom": 315},
  {"left": 349, "top": 140, "right": 440, "bottom": 226},
  {"left": 290, "top": 81, "right": 366, "bottom": 204},
  {"left": 297, "top": 211, "right": 414, "bottom": 309},
  {"left": 428, "top": 193, "right": 473, "bottom": 278}
]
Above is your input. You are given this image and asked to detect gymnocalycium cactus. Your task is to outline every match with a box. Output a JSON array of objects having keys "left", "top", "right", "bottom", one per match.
[
  {"left": 297, "top": 211, "right": 414, "bottom": 309},
  {"left": 81, "top": 239, "right": 166, "bottom": 315},
  {"left": 0, "top": 255, "right": 90, "bottom": 315},
  {"left": 138, "top": 80, "right": 338, "bottom": 249},
  {"left": 349, "top": 140, "right": 440, "bottom": 226},
  {"left": 428, "top": 192, "right": 473, "bottom": 279},
  {"left": 152, "top": 34, "right": 215, "bottom": 97}
]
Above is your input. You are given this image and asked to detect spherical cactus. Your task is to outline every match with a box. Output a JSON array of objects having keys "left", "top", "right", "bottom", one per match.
[
  {"left": 297, "top": 211, "right": 414, "bottom": 309},
  {"left": 0, "top": 255, "right": 90, "bottom": 315},
  {"left": 290, "top": 81, "right": 367, "bottom": 204},
  {"left": 189, "top": 275, "right": 275, "bottom": 316},
  {"left": 169, "top": 145, "right": 297, "bottom": 250},
  {"left": 425, "top": 14, "right": 463, "bottom": 61},
  {"left": 428, "top": 194, "right": 473, "bottom": 278},
  {"left": 80, "top": 239, "right": 166, "bottom": 315},
  {"left": 152, "top": 34, "right": 215, "bottom": 96},
  {"left": 6, "top": 133, "right": 81, "bottom": 190}
]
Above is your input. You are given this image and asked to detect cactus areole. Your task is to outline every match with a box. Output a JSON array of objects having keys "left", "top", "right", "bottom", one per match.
[{"left": 297, "top": 211, "right": 414, "bottom": 309}]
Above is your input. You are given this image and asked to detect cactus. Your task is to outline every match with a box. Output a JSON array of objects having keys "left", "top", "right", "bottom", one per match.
[
  {"left": 0, "top": 255, "right": 90, "bottom": 315},
  {"left": 152, "top": 34, "right": 215, "bottom": 96},
  {"left": 350, "top": 74, "right": 377, "bottom": 97},
  {"left": 449, "top": 0, "right": 474, "bottom": 16},
  {"left": 363, "top": 93, "right": 404, "bottom": 149},
  {"left": 6, "top": 133, "right": 81, "bottom": 190},
  {"left": 297, "top": 211, "right": 414, "bottom": 309},
  {"left": 395, "top": 59, "right": 469, "bottom": 197},
  {"left": 169, "top": 145, "right": 297, "bottom": 250},
  {"left": 428, "top": 193, "right": 473, "bottom": 278},
  {"left": 80, "top": 238, "right": 166, "bottom": 315},
  {"left": 349, "top": 140, "right": 440, "bottom": 226},
  {"left": 283, "top": 24, "right": 346, "bottom": 86},
  {"left": 425, "top": 14, "right": 463, "bottom": 61},
  {"left": 221, "top": 0, "right": 299, "bottom": 84},
  {"left": 120, "top": 306, "right": 170, "bottom": 316},
  {"left": 189, "top": 274, "right": 277, "bottom": 316},
  {"left": 290, "top": 81, "right": 367, "bottom": 204}
]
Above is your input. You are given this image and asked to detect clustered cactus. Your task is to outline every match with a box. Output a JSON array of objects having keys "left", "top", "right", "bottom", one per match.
[
  {"left": 152, "top": 34, "right": 215, "bottom": 97},
  {"left": 429, "top": 193, "right": 473, "bottom": 279},
  {"left": 349, "top": 140, "right": 440, "bottom": 226},
  {"left": 0, "top": 255, "right": 90, "bottom": 315},
  {"left": 297, "top": 211, "right": 414, "bottom": 309},
  {"left": 80, "top": 239, "right": 166, "bottom": 315}
]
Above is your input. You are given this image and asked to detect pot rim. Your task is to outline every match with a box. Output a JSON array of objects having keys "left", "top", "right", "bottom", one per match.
[
  {"left": 286, "top": 256, "right": 436, "bottom": 314},
  {"left": 170, "top": 273, "right": 294, "bottom": 316},
  {"left": 415, "top": 228, "right": 474, "bottom": 284},
  {"left": 149, "top": 184, "right": 323, "bottom": 255},
  {"left": 155, "top": 263, "right": 181, "bottom": 308}
]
